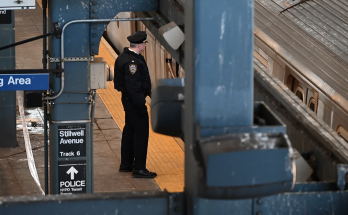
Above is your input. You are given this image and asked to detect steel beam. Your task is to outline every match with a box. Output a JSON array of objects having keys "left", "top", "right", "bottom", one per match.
[
  {"left": 186, "top": 0, "right": 254, "bottom": 129},
  {"left": 0, "top": 10, "right": 16, "bottom": 147},
  {"left": 254, "top": 191, "right": 348, "bottom": 214},
  {"left": 185, "top": 0, "right": 254, "bottom": 213},
  {"left": 0, "top": 191, "right": 183, "bottom": 215}
]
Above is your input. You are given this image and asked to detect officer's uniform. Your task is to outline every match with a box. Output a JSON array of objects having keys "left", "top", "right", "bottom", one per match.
[{"left": 114, "top": 31, "right": 156, "bottom": 178}]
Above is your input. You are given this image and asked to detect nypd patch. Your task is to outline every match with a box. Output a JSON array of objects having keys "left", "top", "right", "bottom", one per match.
[{"left": 129, "top": 64, "right": 137, "bottom": 74}]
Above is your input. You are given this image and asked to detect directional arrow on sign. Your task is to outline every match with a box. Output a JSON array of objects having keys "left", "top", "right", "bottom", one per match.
[{"left": 66, "top": 166, "right": 78, "bottom": 180}]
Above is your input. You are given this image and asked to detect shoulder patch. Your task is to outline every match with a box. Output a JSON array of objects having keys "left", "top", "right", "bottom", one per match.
[{"left": 129, "top": 64, "right": 137, "bottom": 74}]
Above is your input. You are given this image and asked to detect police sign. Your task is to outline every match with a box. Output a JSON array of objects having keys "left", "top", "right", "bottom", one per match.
[
  {"left": 0, "top": 74, "right": 49, "bottom": 91},
  {"left": 58, "top": 160, "right": 86, "bottom": 195},
  {"left": 0, "top": 10, "right": 11, "bottom": 24}
]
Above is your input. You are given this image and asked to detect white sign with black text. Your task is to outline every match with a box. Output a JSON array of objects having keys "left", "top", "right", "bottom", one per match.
[
  {"left": 0, "top": 10, "right": 11, "bottom": 24},
  {"left": 58, "top": 124, "right": 86, "bottom": 157},
  {"left": 58, "top": 160, "right": 86, "bottom": 195}
]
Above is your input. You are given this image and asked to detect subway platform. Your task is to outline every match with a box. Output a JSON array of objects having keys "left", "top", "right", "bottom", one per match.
[{"left": 0, "top": 1, "right": 184, "bottom": 197}]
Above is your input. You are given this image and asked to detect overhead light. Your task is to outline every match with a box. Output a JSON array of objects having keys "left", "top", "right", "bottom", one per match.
[{"left": 158, "top": 22, "right": 185, "bottom": 50}]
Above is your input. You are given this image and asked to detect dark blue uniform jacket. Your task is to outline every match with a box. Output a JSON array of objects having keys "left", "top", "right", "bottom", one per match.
[{"left": 114, "top": 48, "right": 151, "bottom": 107}]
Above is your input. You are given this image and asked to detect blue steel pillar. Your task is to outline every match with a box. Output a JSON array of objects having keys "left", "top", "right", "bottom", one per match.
[
  {"left": 48, "top": 0, "right": 92, "bottom": 194},
  {"left": 0, "top": 10, "right": 16, "bottom": 147},
  {"left": 47, "top": 0, "right": 157, "bottom": 194},
  {"left": 184, "top": 0, "right": 254, "bottom": 213}
]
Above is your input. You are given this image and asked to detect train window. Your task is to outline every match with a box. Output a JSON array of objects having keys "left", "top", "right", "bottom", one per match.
[
  {"left": 286, "top": 74, "right": 294, "bottom": 90},
  {"left": 295, "top": 86, "right": 305, "bottom": 103},
  {"left": 337, "top": 126, "right": 348, "bottom": 143},
  {"left": 296, "top": 91, "right": 303, "bottom": 101},
  {"left": 308, "top": 97, "right": 316, "bottom": 112}
]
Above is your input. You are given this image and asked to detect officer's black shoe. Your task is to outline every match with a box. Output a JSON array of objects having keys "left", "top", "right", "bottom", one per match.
[
  {"left": 132, "top": 169, "right": 157, "bottom": 178},
  {"left": 119, "top": 164, "right": 133, "bottom": 172}
]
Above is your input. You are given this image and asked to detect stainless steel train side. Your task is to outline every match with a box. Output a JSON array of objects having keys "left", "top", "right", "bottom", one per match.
[{"left": 254, "top": 0, "right": 348, "bottom": 142}]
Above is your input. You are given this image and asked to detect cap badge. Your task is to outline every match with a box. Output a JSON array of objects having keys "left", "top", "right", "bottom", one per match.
[{"left": 129, "top": 64, "right": 137, "bottom": 74}]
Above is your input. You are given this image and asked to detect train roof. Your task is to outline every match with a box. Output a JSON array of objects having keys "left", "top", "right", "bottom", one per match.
[{"left": 255, "top": 0, "right": 348, "bottom": 107}]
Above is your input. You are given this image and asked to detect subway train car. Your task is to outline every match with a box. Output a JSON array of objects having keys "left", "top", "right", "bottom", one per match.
[
  {"left": 254, "top": 0, "right": 348, "bottom": 142},
  {"left": 105, "top": 0, "right": 348, "bottom": 142}
]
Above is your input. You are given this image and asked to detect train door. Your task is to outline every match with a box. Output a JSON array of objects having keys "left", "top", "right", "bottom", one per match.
[
  {"left": 317, "top": 99, "right": 332, "bottom": 126},
  {"left": 272, "top": 62, "right": 285, "bottom": 83},
  {"left": 144, "top": 29, "right": 157, "bottom": 88},
  {"left": 136, "top": 19, "right": 147, "bottom": 59},
  {"left": 254, "top": 41, "right": 286, "bottom": 83},
  {"left": 155, "top": 40, "right": 167, "bottom": 80},
  {"left": 106, "top": 12, "right": 135, "bottom": 53},
  {"left": 253, "top": 49, "right": 270, "bottom": 71}
]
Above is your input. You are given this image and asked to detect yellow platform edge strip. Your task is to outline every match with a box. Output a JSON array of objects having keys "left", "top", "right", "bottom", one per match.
[{"left": 96, "top": 41, "right": 184, "bottom": 192}]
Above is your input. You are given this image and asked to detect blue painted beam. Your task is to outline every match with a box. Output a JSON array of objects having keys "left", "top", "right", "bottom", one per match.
[
  {"left": 194, "top": 0, "right": 254, "bottom": 128},
  {"left": 194, "top": 198, "right": 252, "bottom": 215},
  {"left": 254, "top": 191, "right": 348, "bottom": 214},
  {"left": 193, "top": 190, "right": 348, "bottom": 214},
  {"left": 0, "top": 191, "right": 170, "bottom": 215},
  {"left": 184, "top": 0, "right": 254, "bottom": 210},
  {"left": 0, "top": 10, "right": 16, "bottom": 147}
]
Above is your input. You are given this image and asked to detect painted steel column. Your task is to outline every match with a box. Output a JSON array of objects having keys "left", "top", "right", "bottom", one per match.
[
  {"left": 48, "top": 0, "right": 94, "bottom": 194},
  {"left": 0, "top": 10, "right": 17, "bottom": 147},
  {"left": 184, "top": 0, "right": 254, "bottom": 213},
  {"left": 192, "top": 0, "right": 253, "bottom": 129}
]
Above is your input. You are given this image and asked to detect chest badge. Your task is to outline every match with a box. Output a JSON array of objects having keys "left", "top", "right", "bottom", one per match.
[{"left": 129, "top": 64, "right": 137, "bottom": 74}]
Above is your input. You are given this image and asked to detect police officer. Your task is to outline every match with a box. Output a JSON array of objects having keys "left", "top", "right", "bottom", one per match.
[{"left": 114, "top": 31, "right": 157, "bottom": 178}]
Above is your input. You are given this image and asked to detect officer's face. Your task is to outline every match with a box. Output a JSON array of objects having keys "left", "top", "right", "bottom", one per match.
[{"left": 138, "top": 43, "right": 146, "bottom": 54}]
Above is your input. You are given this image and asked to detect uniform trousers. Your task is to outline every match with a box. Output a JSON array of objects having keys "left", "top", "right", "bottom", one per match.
[{"left": 120, "top": 93, "right": 149, "bottom": 170}]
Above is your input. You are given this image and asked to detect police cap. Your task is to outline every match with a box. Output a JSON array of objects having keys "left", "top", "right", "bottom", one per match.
[{"left": 127, "top": 31, "right": 148, "bottom": 44}]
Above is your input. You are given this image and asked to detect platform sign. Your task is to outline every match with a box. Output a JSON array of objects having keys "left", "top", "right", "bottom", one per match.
[
  {"left": 0, "top": 74, "right": 49, "bottom": 91},
  {"left": 58, "top": 160, "right": 86, "bottom": 195},
  {"left": 0, "top": 0, "right": 35, "bottom": 10},
  {"left": 0, "top": 10, "right": 11, "bottom": 24},
  {"left": 58, "top": 124, "right": 86, "bottom": 158}
]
